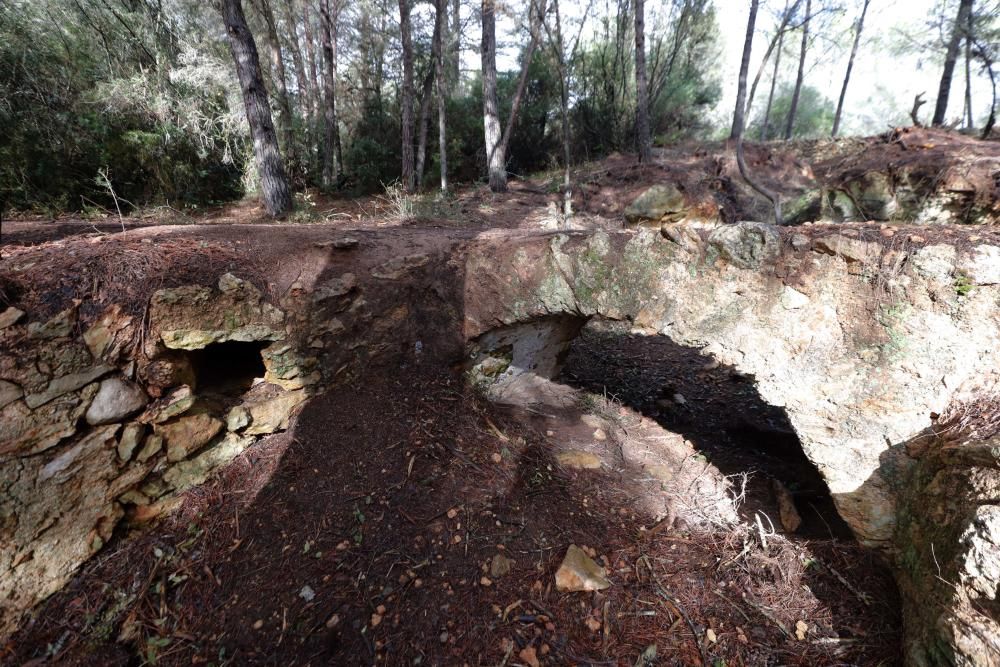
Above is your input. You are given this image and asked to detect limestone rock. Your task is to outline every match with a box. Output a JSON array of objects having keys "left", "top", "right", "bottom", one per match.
[
  {"left": 244, "top": 390, "right": 306, "bottom": 435},
  {"left": 313, "top": 273, "right": 357, "bottom": 303},
  {"left": 226, "top": 405, "right": 251, "bottom": 432},
  {"left": 813, "top": 234, "right": 876, "bottom": 263},
  {"left": 0, "top": 383, "right": 97, "bottom": 457},
  {"left": 27, "top": 306, "right": 75, "bottom": 339},
  {"left": 116, "top": 422, "right": 146, "bottom": 462},
  {"left": 371, "top": 254, "right": 431, "bottom": 280},
  {"left": 0, "top": 307, "right": 24, "bottom": 329},
  {"left": 556, "top": 450, "right": 602, "bottom": 470},
  {"left": 82, "top": 306, "right": 135, "bottom": 362},
  {"left": 85, "top": 377, "right": 148, "bottom": 425},
  {"left": 163, "top": 433, "right": 255, "bottom": 491},
  {"left": 150, "top": 278, "right": 285, "bottom": 350},
  {"left": 136, "top": 434, "right": 163, "bottom": 462},
  {"left": 139, "top": 385, "right": 195, "bottom": 424},
  {"left": 912, "top": 244, "right": 957, "bottom": 280},
  {"left": 555, "top": 544, "right": 611, "bottom": 592},
  {"left": 958, "top": 245, "right": 1000, "bottom": 285},
  {"left": 708, "top": 222, "right": 781, "bottom": 269},
  {"left": 25, "top": 363, "right": 113, "bottom": 409},
  {"left": 625, "top": 184, "right": 686, "bottom": 225},
  {"left": 262, "top": 343, "right": 319, "bottom": 390},
  {"left": 157, "top": 412, "right": 224, "bottom": 462},
  {"left": 0, "top": 380, "right": 23, "bottom": 410}
]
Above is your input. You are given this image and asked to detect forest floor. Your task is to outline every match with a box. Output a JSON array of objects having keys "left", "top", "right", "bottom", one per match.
[{"left": 6, "top": 130, "right": 994, "bottom": 665}]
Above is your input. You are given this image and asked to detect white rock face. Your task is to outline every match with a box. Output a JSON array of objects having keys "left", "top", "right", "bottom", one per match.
[{"left": 85, "top": 377, "right": 149, "bottom": 426}]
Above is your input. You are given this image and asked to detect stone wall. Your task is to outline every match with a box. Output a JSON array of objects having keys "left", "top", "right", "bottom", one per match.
[{"left": 0, "top": 274, "right": 317, "bottom": 639}]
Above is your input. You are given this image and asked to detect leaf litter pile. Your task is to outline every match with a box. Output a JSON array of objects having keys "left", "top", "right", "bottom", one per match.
[{"left": 8, "top": 356, "right": 900, "bottom": 665}]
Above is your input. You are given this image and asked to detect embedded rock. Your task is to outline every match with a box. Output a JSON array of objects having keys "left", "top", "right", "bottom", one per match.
[
  {"left": 244, "top": 389, "right": 306, "bottom": 435},
  {"left": 158, "top": 412, "right": 225, "bottom": 462},
  {"left": 149, "top": 273, "right": 285, "bottom": 350},
  {"left": 707, "top": 222, "right": 781, "bottom": 269},
  {"left": 85, "top": 377, "right": 148, "bottom": 425},
  {"left": 0, "top": 384, "right": 98, "bottom": 457}
]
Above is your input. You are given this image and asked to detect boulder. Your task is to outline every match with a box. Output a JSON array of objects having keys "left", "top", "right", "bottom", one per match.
[
  {"left": 624, "top": 184, "right": 687, "bottom": 225},
  {"left": 85, "top": 377, "right": 148, "bottom": 425},
  {"left": 0, "top": 384, "right": 98, "bottom": 457}
]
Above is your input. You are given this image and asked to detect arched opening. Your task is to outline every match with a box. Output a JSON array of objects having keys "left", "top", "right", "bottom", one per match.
[{"left": 186, "top": 340, "right": 268, "bottom": 397}]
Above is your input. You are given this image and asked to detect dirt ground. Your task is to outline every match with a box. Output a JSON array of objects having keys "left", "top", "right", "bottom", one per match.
[{"left": 8, "top": 134, "right": 990, "bottom": 665}]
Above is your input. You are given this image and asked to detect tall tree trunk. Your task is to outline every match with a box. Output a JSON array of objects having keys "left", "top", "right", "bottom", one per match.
[
  {"left": 481, "top": 0, "right": 505, "bottom": 192},
  {"left": 964, "top": 6, "right": 974, "bottom": 129},
  {"left": 634, "top": 0, "right": 651, "bottom": 162},
  {"left": 255, "top": 0, "right": 295, "bottom": 165},
  {"left": 732, "top": 0, "right": 781, "bottom": 224},
  {"left": 783, "top": 0, "right": 810, "bottom": 140},
  {"left": 400, "top": 0, "right": 416, "bottom": 191},
  {"left": 282, "top": 0, "right": 311, "bottom": 113},
  {"left": 832, "top": 0, "right": 870, "bottom": 137},
  {"left": 761, "top": 22, "right": 784, "bottom": 140},
  {"left": 933, "top": 0, "right": 974, "bottom": 126},
  {"left": 415, "top": 61, "right": 437, "bottom": 187},
  {"left": 300, "top": 0, "right": 321, "bottom": 114},
  {"left": 450, "top": 0, "right": 461, "bottom": 86},
  {"left": 552, "top": 0, "right": 572, "bottom": 216},
  {"left": 498, "top": 0, "right": 546, "bottom": 161},
  {"left": 220, "top": 0, "right": 293, "bottom": 217},
  {"left": 730, "top": 0, "right": 759, "bottom": 140},
  {"left": 436, "top": 0, "right": 449, "bottom": 191},
  {"left": 319, "top": 0, "right": 342, "bottom": 186}
]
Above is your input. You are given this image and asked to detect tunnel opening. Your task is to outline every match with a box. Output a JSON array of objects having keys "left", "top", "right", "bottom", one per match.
[
  {"left": 557, "top": 318, "right": 854, "bottom": 540},
  {"left": 185, "top": 340, "right": 268, "bottom": 398}
]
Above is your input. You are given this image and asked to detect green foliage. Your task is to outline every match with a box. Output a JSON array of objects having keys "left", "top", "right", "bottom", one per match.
[
  {"left": 750, "top": 84, "right": 836, "bottom": 140},
  {"left": 0, "top": 0, "right": 246, "bottom": 213}
]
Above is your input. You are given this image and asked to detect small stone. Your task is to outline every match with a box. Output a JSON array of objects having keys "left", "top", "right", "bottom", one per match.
[
  {"left": 299, "top": 585, "right": 315, "bottom": 602},
  {"left": 371, "top": 613, "right": 383, "bottom": 627},
  {"left": 490, "top": 553, "right": 515, "bottom": 578},
  {"left": 325, "top": 614, "right": 340, "bottom": 628},
  {"left": 795, "top": 620, "right": 808, "bottom": 640},
  {"left": 447, "top": 508, "right": 459, "bottom": 519},
  {"left": 772, "top": 479, "right": 802, "bottom": 533},
  {"left": 790, "top": 233, "right": 810, "bottom": 251},
  {"left": 585, "top": 617, "right": 601, "bottom": 632},
  {"left": 136, "top": 434, "right": 163, "bottom": 462},
  {"left": 555, "top": 544, "right": 611, "bottom": 592},
  {"left": 491, "top": 452, "right": 503, "bottom": 464},
  {"left": 480, "top": 577, "right": 492, "bottom": 587},
  {"left": 226, "top": 405, "right": 251, "bottom": 432},
  {"left": 706, "top": 628, "right": 717, "bottom": 644},
  {"left": 593, "top": 428, "right": 607, "bottom": 441},
  {"left": 253, "top": 619, "right": 264, "bottom": 630},
  {"left": 117, "top": 422, "right": 146, "bottom": 462},
  {"left": 439, "top": 631, "right": 449, "bottom": 644},
  {"left": 557, "top": 450, "right": 602, "bottom": 470},
  {"left": 518, "top": 646, "right": 540, "bottom": 667},
  {"left": 0, "top": 307, "right": 24, "bottom": 329}
]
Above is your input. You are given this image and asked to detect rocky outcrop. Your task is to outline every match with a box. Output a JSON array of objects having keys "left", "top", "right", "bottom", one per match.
[{"left": 462, "top": 222, "right": 1000, "bottom": 665}]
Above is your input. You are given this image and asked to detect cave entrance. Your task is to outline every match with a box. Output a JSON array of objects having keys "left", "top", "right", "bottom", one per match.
[
  {"left": 557, "top": 319, "right": 853, "bottom": 540},
  {"left": 186, "top": 340, "right": 268, "bottom": 398}
]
